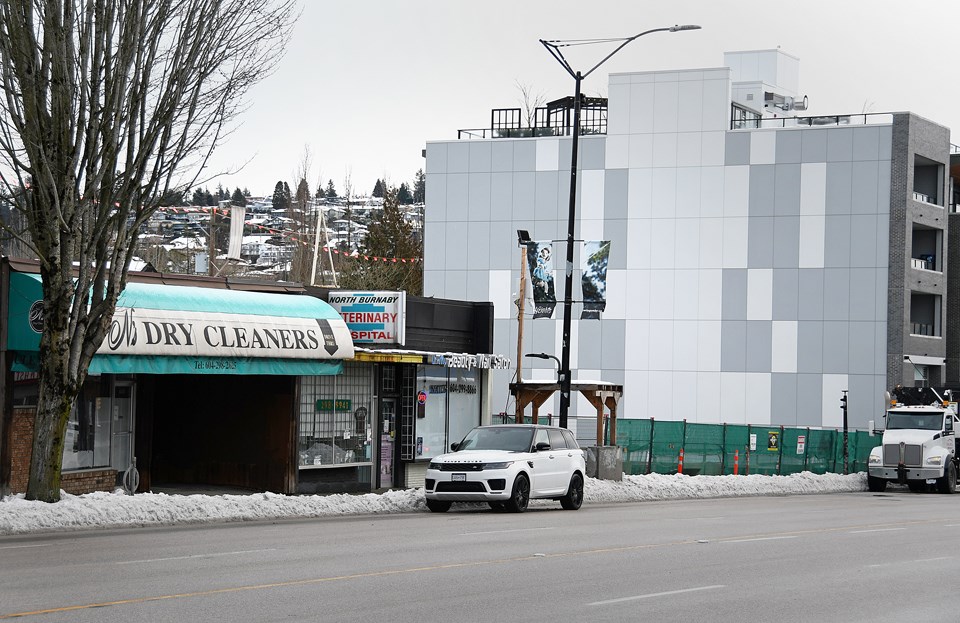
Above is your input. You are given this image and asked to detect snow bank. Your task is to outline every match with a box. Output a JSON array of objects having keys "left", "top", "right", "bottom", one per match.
[{"left": 0, "top": 472, "right": 867, "bottom": 536}]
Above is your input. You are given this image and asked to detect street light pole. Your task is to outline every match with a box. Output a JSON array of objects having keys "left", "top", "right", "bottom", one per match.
[{"left": 540, "top": 25, "right": 700, "bottom": 429}]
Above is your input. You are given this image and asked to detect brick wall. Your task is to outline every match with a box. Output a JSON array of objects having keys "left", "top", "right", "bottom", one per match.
[
  {"left": 7, "top": 406, "right": 116, "bottom": 495},
  {"left": 10, "top": 407, "right": 34, "bottom": 493}
]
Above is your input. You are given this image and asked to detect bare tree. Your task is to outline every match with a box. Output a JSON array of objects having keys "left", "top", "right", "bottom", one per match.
[
  {"left": 515, "top": 80, "right": 546, "bottom": 129},
  {"left": 0, "top": 0, "right": 297, "bottom": 502}
]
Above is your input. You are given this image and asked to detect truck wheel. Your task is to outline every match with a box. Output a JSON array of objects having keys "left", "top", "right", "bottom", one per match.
[
  {"left": 867, "top": 475, "right": 887, "bottom": 492},
  {"left": 937, "top": 462, "right": 957, "bottom": 494}
]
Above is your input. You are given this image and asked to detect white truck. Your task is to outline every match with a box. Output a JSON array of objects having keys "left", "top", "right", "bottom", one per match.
[{"left": 867, "top": 386, "right": 959, "bottom": 493}]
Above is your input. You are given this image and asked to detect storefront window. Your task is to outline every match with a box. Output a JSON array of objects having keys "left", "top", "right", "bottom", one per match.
[
  {"left": 62, "top": 378, "right": 113, "bottom": 471},
  {"left": 299, "top": 362, "right": 374, "bottom": 468},
  {"left": 414, "top": 365, "right": 480, "bottom": 460}
]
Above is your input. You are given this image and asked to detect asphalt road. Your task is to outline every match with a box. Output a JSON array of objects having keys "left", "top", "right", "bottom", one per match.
[{"left": 2, "top": 488, "right": 959, "bottom": 622}]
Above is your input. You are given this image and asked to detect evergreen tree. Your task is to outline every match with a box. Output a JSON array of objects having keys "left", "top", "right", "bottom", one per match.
[
  {"left": 203, "top": 189, "right": 215, "bottom": 206},
  {"left": 339, "top": 186, "right": 422, "bottom": 294},
  {"left": 325, "top": 179, "right": 338, "bottom": 199},
  {"left": 272, "top": 181, "right": 288, "bottom": 212},
  {"left": 295, "top": 178, "right": 310, "bottom": 206},
  {"left": 413, "top": 169, "right": 426, "bottom": 203},
  {"left": 192, "top": 188, "right": 204, "bottom": 206},
  {"left": 243, "top": 187, "right": 251, "bottom": 197},
  {"left": 372, "top": 179, "right": 384, "bottom": 198},
  {"left": 231, "top": 187, "right": 247, "bottom": 206},
  {"left": 396, "top": 183, "right": 413, "bottom": 205}
]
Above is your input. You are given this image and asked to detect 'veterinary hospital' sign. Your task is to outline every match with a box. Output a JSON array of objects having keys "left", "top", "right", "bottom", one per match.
[{"left": 327, "top": 291, "right": 406, "bottom": 345}]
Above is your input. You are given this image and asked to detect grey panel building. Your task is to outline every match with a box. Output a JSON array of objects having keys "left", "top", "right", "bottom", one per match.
[{"left": 423, "top": 49, "right": 954, "bottom": 429}]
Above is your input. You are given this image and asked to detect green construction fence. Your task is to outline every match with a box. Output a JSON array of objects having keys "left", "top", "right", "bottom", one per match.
[{"left": 616, "top": 419, "right": 875, "bottom": 476}]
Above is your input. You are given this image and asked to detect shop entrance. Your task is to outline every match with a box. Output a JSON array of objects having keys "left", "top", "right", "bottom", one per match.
[
  {"left": 378, "top": 398, "right": 396, "bottom": 489},
  {"left": 110, "top": 381, "right": 135, "bottom": 476}
]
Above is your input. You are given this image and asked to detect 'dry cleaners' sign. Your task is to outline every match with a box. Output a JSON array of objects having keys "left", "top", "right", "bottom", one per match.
[{"left": 327, "top": 291, "right": 406, "bottom": 345}]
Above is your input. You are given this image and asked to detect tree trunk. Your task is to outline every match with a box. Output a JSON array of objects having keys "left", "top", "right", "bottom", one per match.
[{"left": 26, "top": 380, "right": 76, "bottom": 502}]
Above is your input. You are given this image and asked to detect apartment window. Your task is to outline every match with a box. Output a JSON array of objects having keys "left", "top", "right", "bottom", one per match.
[
  {"left": 909, "top": 292, "right": 941, "bottom": 338},
  {"left": 913, "top": 155, "right": 944, "bottom": 206},
  {"left": 731, "top": 104, "right": 760, "bottom": 130},
  {"left": 910, "top": 223, "right": 942, "bottom": 271}
]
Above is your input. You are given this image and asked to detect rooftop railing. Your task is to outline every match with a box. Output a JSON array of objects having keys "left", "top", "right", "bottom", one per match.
[{"left": 731, "top": 112, "right": 895, "bottom": 130}]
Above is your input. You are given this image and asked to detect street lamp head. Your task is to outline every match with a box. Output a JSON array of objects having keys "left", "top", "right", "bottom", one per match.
[
  {"left": 669, "top": 24, "right": 701, "bottom": 31},
  {"left": 525, "top": 353, "right": 550, "bottom": 360},
  {"left": 517, "top": 229, "right": 531, "bottom": 245}
]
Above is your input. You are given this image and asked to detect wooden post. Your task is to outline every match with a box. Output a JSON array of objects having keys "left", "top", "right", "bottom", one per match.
[{"left": 514, "top": 244, "right": 527, "bottom": 422}]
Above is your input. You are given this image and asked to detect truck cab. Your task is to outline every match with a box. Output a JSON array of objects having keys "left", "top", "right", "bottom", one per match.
[{"left": 867, "top": 387, "right": 959, "bottom": 493}]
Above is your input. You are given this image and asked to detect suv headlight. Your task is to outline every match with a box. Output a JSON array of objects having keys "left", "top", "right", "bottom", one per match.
[
  {"left": 483, "top": 461, "right": 514, "bottom": 470},
  {"left": 428, "top": 461, "right": 441, "bottom": 470}
]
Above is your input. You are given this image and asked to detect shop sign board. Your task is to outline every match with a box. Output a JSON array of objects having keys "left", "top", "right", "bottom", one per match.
[
  {"left": 327, "top": 291, "right": 406, "bottom": 345},
  {"left": 430, "top": 353, "right": 512, "bottom": 370}
]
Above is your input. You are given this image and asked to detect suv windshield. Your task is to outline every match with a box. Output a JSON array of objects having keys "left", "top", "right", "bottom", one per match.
[
  {"left": 456, "top": 427, "right": 535, "bottom": 452},
  {"left": 886, "top": 411, "right": 943, "bottom": 431}
]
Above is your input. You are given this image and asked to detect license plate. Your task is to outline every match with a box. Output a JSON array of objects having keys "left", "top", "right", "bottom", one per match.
[{"left": 452, "top": 473, "right": 466, "bottom": 482}]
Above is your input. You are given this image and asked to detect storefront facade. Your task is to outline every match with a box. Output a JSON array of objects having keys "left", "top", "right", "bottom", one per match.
[
  {"left": 297, "top": 289, "right": 510, "bottom": 493},
  {"left": 0, "top": 260, "right": 353, "bottom": 495}
]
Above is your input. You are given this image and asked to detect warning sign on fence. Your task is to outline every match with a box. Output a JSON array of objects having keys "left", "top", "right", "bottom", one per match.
[
  {"left": 767, "top": 431, "right": 779, "bottom": 451},
  {"left": 797, "top": 435, "right": 806, "bottom": 454}
]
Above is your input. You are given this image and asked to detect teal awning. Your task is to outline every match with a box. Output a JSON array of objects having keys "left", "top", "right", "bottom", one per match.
[{"left": 7, "top": 272, "right": 353, "bottom": 375}]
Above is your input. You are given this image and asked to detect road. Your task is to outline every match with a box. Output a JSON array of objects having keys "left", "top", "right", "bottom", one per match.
[{"left": 1, "top": 488, "right": 957, "bottom": 622}]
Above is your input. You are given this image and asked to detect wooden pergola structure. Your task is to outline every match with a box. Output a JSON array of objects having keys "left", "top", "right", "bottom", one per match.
[{"left": 508, "top": 381, "right": 624, "bottom": 445}]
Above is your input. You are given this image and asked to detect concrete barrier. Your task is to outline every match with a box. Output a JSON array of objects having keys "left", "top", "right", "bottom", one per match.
[{"left": 585, "top": 445, "right": 623, "bottom": 481}]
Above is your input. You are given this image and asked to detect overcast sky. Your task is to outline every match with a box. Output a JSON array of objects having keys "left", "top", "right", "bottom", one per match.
[{"left": 203, "top": 0, "right": 960, "bottom": 199}]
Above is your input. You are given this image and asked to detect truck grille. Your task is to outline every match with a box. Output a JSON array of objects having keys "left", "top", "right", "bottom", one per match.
[{"left": 883, "top": 443, "right": 922, "bottom": 467}]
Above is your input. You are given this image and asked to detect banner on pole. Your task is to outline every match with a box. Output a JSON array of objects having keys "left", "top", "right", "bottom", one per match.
[
  {"left": 580, "top": 240, "right": 610, "bottom": 319},
  {"left": 525, "top": 241, "right": 556, "bottom": 319}
]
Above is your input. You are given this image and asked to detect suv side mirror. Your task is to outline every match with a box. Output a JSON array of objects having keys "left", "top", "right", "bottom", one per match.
[
  {"left": 450, "top": 442, "right": 459, "bottom": 451},
  {"left": 535, "top": 441, "right": 551, "bottom": 452}
]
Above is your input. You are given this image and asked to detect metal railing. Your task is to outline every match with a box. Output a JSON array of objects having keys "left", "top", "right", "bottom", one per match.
[{"left": 731, "top": 112, "right": 894, "bottom": 130}]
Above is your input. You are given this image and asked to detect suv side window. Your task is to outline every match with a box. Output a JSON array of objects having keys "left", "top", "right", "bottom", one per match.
[
  {"left": 548, "top": 429, "right": 566, "bottom": 449},
  {"left": 561, "top": 429, "right": 579, "bottom": 449},
  {"left": 533, "top": 428, "right": 550, "bottom": 450}
]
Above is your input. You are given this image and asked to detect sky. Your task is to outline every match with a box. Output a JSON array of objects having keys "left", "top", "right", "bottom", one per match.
[
  {"left": 0, "top": 472, "right": 866, "bottom": 535},
  {"left": 203, "top": 0, "right": 960, "bottom": 200}
]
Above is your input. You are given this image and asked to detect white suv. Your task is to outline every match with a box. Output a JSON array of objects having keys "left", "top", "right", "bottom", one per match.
[{"left": 424, "top": 424, "right": 586, "bottom": 513}]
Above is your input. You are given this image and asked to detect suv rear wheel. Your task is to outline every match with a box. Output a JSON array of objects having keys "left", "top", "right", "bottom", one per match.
[{"left": 560, "top": 473, "right": 584, "bottom": 510}]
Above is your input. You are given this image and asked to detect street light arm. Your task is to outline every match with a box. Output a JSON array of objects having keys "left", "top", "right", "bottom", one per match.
[
  {"left": 582, "top": 25, "right": 700, "bottom": 79},
  {"left": 539, "top": 39, "right": 577, "bottom": 80}
]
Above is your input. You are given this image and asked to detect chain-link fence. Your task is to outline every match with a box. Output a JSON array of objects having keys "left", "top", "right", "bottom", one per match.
[{"left": 492, "top": 414, "right": 875, "bottom": 476}]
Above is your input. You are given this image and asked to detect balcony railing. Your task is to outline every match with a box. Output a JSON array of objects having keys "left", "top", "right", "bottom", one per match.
[
  {"left": 911, "top": 257, "right": 936, "bottom": 271},
  {"left": 730, "top": 112, "right": 894, "bottom": 130},
  {"left": 911, "top": 323, "right": 936, "bottom": 337}
]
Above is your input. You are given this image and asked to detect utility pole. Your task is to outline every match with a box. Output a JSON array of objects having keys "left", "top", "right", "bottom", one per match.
[
  {"left": 515, "top": 242, "right": 528, "bottom": 423},
  {"left": 841, "top": 390, "right": 849, "bottom": 475}
]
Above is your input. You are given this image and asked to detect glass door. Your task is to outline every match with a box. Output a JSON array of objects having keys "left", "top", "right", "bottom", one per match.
[
  {"left": 111, "top": 382, "right": 134, "bottom": 473},
  {"left": 378, "top": 398, "right": 396, "bottom": 488}
]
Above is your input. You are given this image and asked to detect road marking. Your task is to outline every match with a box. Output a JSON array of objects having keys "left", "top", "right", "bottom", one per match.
[
  {"left": 848, "top": 528, "right": 905, "bottom": 534},
  {"left": 588, "top": 585, "right": 725, "bottom": 606},
  {"left": 116, "top": 548, "right": 276, "bottom": 565},
  {"left": 0, "top": 544, "right": 49, "bottom": 550},
  {"left": 866, "top": 556, "right": 951, "bottom": 569},
  {"left": 460, "top": 527, "right": 555, "bottom": 536},
  {"left": 722, "top": 536, "right": 797, "bottom": 543}
]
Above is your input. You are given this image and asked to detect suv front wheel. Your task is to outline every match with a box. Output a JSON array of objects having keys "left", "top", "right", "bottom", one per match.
[{"left": 505, "top": 474, "right": 530, "bottom": 513}]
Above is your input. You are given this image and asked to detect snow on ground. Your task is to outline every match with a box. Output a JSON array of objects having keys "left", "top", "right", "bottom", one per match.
[{"left": 0, "top": 472, "right": 867, "bottom": 536}]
